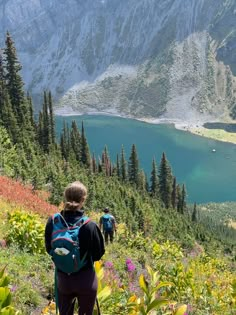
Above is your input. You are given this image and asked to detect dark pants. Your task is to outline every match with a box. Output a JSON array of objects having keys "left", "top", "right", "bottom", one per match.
[
  {"left": 104, "top": 230, "right": 114, "bottom": 244},
  {"left": 57, "top": 269, "right": 98, "bottom": 315}
]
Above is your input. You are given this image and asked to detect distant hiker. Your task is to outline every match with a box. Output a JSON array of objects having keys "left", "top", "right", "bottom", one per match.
[
  {"left": 99, "top": 207, "right": 117, "bottom": 244},
  {"left": 44, "top": 181, "right": 105, "bottom": 315}
]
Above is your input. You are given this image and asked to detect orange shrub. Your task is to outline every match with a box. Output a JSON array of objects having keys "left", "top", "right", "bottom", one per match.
[{"left": 0, "top": 176, "right": 57, "bottom": 217}]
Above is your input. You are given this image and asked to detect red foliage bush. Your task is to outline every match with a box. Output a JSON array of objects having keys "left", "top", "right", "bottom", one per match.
[{"left": 0, "top": 176, "right": 58, "bottom": 217}]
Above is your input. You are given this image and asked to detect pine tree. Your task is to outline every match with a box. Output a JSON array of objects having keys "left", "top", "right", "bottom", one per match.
[
  {"left": 42, "top": 91, "right": 50, "bottom": 152},
  {"left": 116, "top": 154, "right": 120, "bottom": 178},
  {"left": 176, "top": 183, "right": 186, "bottom": 214},
  {"left": 137, "top": 170, "right": 146, "bottom": 192},
  {"left": 98, "top": 157, "right": 103, "bottom": 173},
  {"left": 80, "top": 121, "right": 91, "bottom": 168},
  {"left": 171, "top": 177, "right": 177, "bottom": 209},
  {"left": 26, "top": 92, "right": 35, "bottom": 130},
  {"left": 150, "top": 158, "right": 159, "bottom": 198},
  {"left": 48, "top": 91, "right": 55, "bottom": 145},
  {"left": 128, "top": 144, "right": 140, "bottom": 186},
  {"left": 91, "top": 153, "right": 97, "bottom": 173},
  {"left": 4, "top": 32, "right": 32, "bottom": 134},
  {"left": 37, "top": 91, "right": 56, "bottom": 151},
  {"left": 60, "top": 121, "right": 70, "bottom": 160},
  {"left": 181, "top": 184, "right": 187, "bottom": 214},
  {"left": 70, "top": 120, "right": 81, "bottom": 161},
  {"left": 158, "top": 152, "right": 173, "bottom": 208},
  {"left": 192, "top": 202, "right": 198, "bottom": 222},
  {"left": 0, "top": 53, "right": 18, "bottom": 142},
  {"left": 109, "top": 161, "right": 113, "bottom": 177},
  {"left": 4, "top": 32, "right": 24, "bottom": 114},
  {"left": 130, "top": 196, "right": 136, "bottom": 215},
  {"left": 145, "top": 173, "right": 149, "bottom": 192},
  {"left": 102, "top": 146, "right": 110, "bottom": 176},
  {"left": 120, "top": 145, "right": 127, "bottom": 181},
  {"left": 37, "top": 112, "right": 44, "bottom": 148},
  {"left": 176, "top": 184, "right": 182, "bottom": 213}
]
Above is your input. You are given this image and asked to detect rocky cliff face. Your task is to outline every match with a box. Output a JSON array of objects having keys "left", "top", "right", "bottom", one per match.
[{"left": 0, "top": 0, "right": 235, "bottom": 121}]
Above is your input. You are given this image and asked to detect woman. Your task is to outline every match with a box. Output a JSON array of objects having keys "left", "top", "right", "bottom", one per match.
[{"left": 45, "top": 181, "right": 105, "bottom": 315}]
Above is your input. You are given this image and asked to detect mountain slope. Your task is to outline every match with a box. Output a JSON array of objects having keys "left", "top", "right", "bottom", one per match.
[{"left": 0, "top": 0, "right": 235, "bottom": 121}]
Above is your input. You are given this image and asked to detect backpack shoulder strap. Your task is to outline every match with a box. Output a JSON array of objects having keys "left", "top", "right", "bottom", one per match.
[
  {"left": 74, "top": 216, "right": 91, "bottom": 227},
  {"left": 52, "top": 213, "right": 69, "bottom": 229}
]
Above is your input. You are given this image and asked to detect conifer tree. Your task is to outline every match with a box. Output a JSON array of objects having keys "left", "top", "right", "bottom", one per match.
[
  {"left": 130, "top": 196, "right": 136, "bottom": 215},
  {"left": 116, "top": 154, "right": 120, "bottom": 178},
  {"left": 4, "top": 32, "right": 24, "bottom": 114},
  {"left": 171, "top": 176, "right": 177, "bottom": 209},
  {"left": 4, "top": 32, "right": 32, "bottom": 134},
  {"left": 158, "top": 152, "right": 173, "bottom": 208},
  {"left": 145, "top": 173, "right": 149, "bottom": 192},
  {"left": 137, "top": 170, "right": 146, "bottom": 192},
  {"left": 150, "top": 158, "right": 159, "bottom": 198},
  {"left": 0, "top": 53, "right": 18, "bottom": 141},
  {"left": 37, "top": 91, "right": 56, "bottom": 151},
  {"left": 102, "top": 146, "right": 110, "bottom": 176},
  {"left": 26, "top": 92, "right": 35, "bottom": 130},
  {"left": 176, "top": 184, "right": 182, "bottom": 213},
  {"left": 42, "top": 91, "right": 50, "bottom": 152},
  {"left": 136, "top": 206, "right": 144, "bottom": 230},
  {"left": 70, "top": 120, "right": 81, "bottom": 161},
  {"left": 48, "top": 91, "right": 55, "bottom": 145},
  {"left": 109, "top": 161, "right": 113, "bottom": 177},
  {"left": 91, "top": 153, "right": 97, "bottom": 173},
  {"left": 37, "top": 112, "right": 44, "bottom": 148},
  {"left": 176, "top": 183, "right": 186, "bottom": 214},
  {"left": 60, "top": 121, "right": 71, "bottom": 160},
  {"left": 128, "top": 144, "right": 140, "bottom": 186},
  {"left": 80, "top": 121, "right": 91, "bottom": 168},
  {"left": 98, "top": 157, "right": 103, "bottom": 173},
  {"left": 192, "top": 202, "right": 198, "bottom": 222},
  {"left": 120, "top": 145, "right": 127, "bottom": 181},
  {"left": 181, "top": 184, "right": 187, "bottom": 214}
]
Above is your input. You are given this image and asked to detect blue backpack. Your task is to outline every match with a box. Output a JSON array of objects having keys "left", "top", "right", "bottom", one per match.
[
  {"left": 102, "top": 214, "right": 113, "bottom": 232},
  {"left": 51, "top": 213, "right": 91, "bottom": 274}
]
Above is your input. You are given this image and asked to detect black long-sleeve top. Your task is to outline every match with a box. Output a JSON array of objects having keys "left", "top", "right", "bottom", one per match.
[{"left": 45, "top": 210, "right": 105, "bottom": 272}]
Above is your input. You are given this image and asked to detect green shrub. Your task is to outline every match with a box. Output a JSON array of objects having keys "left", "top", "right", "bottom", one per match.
[{"left": 6, "top": 211, "right": 45, "bottom": 254}]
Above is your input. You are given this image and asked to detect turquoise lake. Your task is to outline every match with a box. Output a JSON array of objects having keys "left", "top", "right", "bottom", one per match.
[{"left": 55, "top": 115, "right": 236, "bottom": 204}]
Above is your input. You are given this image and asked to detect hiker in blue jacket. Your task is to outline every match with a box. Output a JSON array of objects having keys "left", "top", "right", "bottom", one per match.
[
  {"left": 99, "top": 207, "right": 116, "bottom": 245},
  {"left": 45, "top": 181, "right": 105, "bottom": 315}
]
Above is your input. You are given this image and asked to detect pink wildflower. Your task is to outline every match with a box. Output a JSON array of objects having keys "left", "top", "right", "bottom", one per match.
[
  {"left": 126, "top": 258, "right": 136, "bottom": 272},
  {"left": 104, "top": 261, "right": 113, "bottom": 269}
]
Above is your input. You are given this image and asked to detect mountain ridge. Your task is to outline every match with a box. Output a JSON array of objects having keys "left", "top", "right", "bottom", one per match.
[{"left": 0, "top": 0, "right": 235, "bottom": 121}]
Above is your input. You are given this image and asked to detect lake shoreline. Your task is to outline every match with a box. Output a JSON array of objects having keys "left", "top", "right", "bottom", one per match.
[{"left": 55, "top": 108, "right": 236, "bottom": 145}]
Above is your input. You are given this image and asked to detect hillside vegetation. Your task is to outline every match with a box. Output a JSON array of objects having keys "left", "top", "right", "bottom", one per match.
[
  {"left": 0, "top": 177, "right": 236, "bottom": 315},
  {"left": 0, "top": 33, "right": 235, "bottom": 315},
  {"left": 199, "top": 202, "right": 236, "bottom": 224}
]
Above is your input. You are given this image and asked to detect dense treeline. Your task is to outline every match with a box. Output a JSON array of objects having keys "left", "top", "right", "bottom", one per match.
[{"left": 0, "top": 33, "right": 235, "bottom": 253}]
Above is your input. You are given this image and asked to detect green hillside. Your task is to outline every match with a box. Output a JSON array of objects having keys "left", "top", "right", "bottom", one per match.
[{"left": 0, "top": 33, "right": 235, "bottom": 315}]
